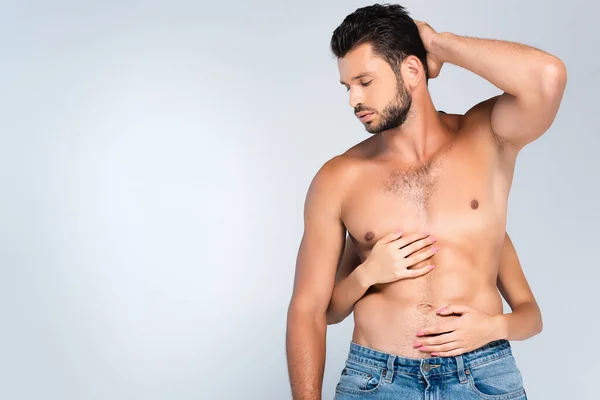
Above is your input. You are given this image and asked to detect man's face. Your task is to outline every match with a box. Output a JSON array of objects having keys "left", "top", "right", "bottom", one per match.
[{"left": 338, "top": 43, "right": 412, "bottom": 134}]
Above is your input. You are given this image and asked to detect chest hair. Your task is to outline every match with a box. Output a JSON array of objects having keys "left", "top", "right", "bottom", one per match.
[{"left": 381, "top": 156, "right": 444, "bottom": 213}]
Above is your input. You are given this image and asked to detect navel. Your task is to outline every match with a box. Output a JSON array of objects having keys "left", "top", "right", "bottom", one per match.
[
  {"left": 416, "top": 302, "right": 434, "bottom": 314},
  {"left": 364, "top": 231, "right": 375, "bottom": 241},
  {"left": 471, "top": 199, "right": 479, "bottom": 210}
]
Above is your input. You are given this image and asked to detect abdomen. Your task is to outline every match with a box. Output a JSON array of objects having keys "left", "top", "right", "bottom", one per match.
[{"left": 352, "top": 238, "right": 504, "bottom": 358}]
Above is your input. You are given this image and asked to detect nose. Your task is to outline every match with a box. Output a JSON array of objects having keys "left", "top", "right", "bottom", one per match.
[{"left": 349, "top": 87, "right": 364, "bottom": 109}]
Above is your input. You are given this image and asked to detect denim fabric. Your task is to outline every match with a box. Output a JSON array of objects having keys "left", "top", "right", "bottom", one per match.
[{"left": 333, "top": 340, "right": 527, "bottom": 400}]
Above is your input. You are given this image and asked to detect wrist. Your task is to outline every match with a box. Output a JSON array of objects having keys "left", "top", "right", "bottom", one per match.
[
  {"left": 355, "top": 262, "right": 374, "bottom": 289},
  {"left": 493, "top": 314, "right": 509, "bottom": 341},
  {"left": 430, "top": 32, "right": 454, "bottom": 62}
]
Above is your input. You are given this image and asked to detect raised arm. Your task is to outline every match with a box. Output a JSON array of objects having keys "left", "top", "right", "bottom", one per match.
[
  {"left": 416, "top": 21, "right": 567, "bottom": 151},
  {"left": 286, "top": 159, "right": 347, "bottom": 400}
]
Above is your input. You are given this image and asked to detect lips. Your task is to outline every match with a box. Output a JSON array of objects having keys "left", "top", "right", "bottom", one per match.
[{"left": 357, "top": 112, "right": 374, "bottom": 122}]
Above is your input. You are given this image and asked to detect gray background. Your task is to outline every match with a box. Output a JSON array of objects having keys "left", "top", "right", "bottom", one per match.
[{"left": 0, "top": 0, "right": 597, "bottom": 399}]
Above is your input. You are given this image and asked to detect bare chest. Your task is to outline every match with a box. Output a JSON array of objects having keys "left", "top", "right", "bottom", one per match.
[{"left": 342, "top": 144, "right": 507, "bottom": 254}]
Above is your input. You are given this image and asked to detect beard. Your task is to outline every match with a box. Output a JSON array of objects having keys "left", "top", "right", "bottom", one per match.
[{"left": 361, "top": 80, "right": 412, "bottom": 134}]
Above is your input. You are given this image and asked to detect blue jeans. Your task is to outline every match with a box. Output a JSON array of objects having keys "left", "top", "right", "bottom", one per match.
[{"left": 334, "top": 340, "right": 527, "bottom": 399}]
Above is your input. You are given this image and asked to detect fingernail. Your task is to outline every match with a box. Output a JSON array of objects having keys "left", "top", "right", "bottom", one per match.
[
  {"left": 431, "top": 352, "right": 439, "bottom": 356},
  {"left": 419, "top": 346, "right": 428, "bottom": 351},
  {"left": 428, "top": 265, "right": 435, "bottom": 269},
  {"left": 432, "top": 247, "right": 439, "bottom": 253},
  {"left": 416, "top": 331, "right": 424, "bottom": 336},
  {"left": 424, "top": 232, "right": 430, "bottom": 236},
  {"left": 396, "top": 229, "right": 403, "bottom": 234},
  {"left": 436, "top": 307, "right": 446, "bottom": 313}
]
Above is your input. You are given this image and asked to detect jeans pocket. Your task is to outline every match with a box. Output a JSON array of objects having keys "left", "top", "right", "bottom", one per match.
[
  {"left": 467, "top": 354, "right": 526, "bottom": 400},
  {"left": 335, "top": 360, "right": 384, "bottom": 395}
]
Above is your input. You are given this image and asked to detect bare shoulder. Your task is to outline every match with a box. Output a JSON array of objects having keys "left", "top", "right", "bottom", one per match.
[
  {"left": 305, "top": 150, "right": 364, "bottom": 211},
  {"left": 468, "top": 97, "right": 499, "bottom": 112},
  {"left": 314, "top": 138, "right": 372, "bottom": 183},
  {"left": 456, "top": 97, "right": 512, "bottom": 150},
  {"left": 461, "top": 97, "right": 497, "bottom": 130}
]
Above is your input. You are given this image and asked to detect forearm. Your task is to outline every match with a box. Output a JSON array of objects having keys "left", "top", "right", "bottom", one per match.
[
  {"left": 432, "top": 32, "right": 562, "bottom": 98},
  {"left": 495, "top": 301, "right": 543, "bottom": 341},
  {"left": 326, "top": 264, "right": 371, "bottom": 325},
  {"left": 286, "top": 308, "right": 327, "bottom": 400}
]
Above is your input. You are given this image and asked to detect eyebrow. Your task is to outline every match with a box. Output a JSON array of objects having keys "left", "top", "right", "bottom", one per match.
[{"left": 340, "top": 72, "right": 373, "bottom": 85}]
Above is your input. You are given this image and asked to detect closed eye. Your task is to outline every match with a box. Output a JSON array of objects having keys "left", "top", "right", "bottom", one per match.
[{"left": 343, "top": 81, "right": 372, "bottom": 91}]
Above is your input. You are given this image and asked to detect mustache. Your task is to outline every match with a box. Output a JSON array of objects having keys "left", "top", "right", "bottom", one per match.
[{"left": 354, "top": 107, "right": 375, "bottom": 114}]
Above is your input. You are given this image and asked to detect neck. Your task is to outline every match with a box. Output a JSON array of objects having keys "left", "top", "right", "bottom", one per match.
[{"left": 376, "top": 95, "right": 449, "bottom": 163}]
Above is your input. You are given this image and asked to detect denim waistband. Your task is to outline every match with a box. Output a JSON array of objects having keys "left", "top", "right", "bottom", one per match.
[{"left": 347, "top": 339, "right": 512, "bottom": 379}]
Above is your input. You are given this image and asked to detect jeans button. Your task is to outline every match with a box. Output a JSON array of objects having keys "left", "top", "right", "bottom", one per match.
[{"left": 422, "top": 363, "right": 431, "bottom": 372}]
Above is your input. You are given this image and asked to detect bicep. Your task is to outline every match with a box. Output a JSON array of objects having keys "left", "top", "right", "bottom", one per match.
[
  {"left": 289, "top": 166, "right": 346, "bottom": 314},
  {"left": 496, "top": 232, "right": 537, "bottom": 310},
  {"left": 490, "top": 61, "right": 566, "bottom": 149}
]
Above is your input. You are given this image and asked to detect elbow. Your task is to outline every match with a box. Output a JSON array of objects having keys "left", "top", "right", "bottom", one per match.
[
  {"left": 535, "top": 311, "right": 544, "bottom": 336},
  {"left": 287, "top": 299, "right": 326, "bottom": 325},
  {"left": 325, "top": 302, "right": 341, "bottom": 325},
  {"left": 326, "top": 310, "right": 335, "bottom": 325},
  {"left": 531, "top": 320, "right": 543, "bottom": 338},
  {"left": 539, "top": 58, "right": 567, "bottom": 101},
  {"left": 528, "top": 304, "right": 544, "bottom": 337},
  {"left": 326, "top": 312, "right": 342, "bottom": 325}
]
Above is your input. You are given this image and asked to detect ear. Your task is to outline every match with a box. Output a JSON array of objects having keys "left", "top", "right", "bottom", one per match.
[{"left": 402, "top": 55, "right": 426, "bottom": 88}]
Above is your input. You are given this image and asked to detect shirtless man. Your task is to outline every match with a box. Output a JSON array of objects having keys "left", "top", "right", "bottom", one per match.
[{"left": 286, "top": 4, "right": 566, "bottom": 399}]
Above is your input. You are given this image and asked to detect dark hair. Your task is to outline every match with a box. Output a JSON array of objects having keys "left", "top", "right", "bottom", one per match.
[{"left": 330, "top": 3, "right": 428, "bottom": 80}]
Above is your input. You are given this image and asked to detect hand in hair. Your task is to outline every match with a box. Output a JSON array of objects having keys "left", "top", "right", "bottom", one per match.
[{"left": 414, "top": 20, "right": 444, "bottom": 79}]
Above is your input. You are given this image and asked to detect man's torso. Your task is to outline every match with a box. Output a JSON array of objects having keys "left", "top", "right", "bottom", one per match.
[{"left": 336, "top": 106, "right": 517, "bottom": 358}]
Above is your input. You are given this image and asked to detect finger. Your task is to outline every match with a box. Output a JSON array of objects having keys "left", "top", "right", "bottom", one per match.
[
  {"left": 398, "top": 235, "right": 437, "bottom": 258},
  {"left": 388, "top": 231, "right": 428, "bottom": 248},
  {"left": 417, "top": 320, "right": 460, "bottom": 337},
  {"left": 405, "top": 244, "right": 439, "bottom": 266},
  {"left": 377, "top": 229, "right": 404, "bottom": 245},
  {"left": 436, "top": 304, "right": 471, "bottom": 316},
  {"left": 418, "top": 341, "right": 460, "bottom": 354},
  {"left": 414, "top": 332, "right": 457, "bottom": 347},
  {"left": 430, "top": 348, "right": 466, "bottom": 357},
  {"left": 402, "top": 264, "right": 435, "bottom": 279}
]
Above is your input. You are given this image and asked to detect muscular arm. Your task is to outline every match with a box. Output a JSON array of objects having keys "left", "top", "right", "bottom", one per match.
[
  {"left": 431, "top": 32, "right": 567, "bottom": 150},
  {"left": 495, "top": 233, "right": 543, "bottom": 341},
  {"left": 286, "top": 158, "right": 347, "bottom": 400}
]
